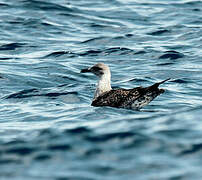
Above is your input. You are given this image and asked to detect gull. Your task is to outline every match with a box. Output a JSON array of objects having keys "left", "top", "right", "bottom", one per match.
[{"left": 81, "top": 63, "right": 170, "bottom": 110}]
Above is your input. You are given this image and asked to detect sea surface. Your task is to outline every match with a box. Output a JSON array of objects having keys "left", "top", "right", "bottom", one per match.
[{"left": 0, "top": 0, "right": 202, "bottom": 179}]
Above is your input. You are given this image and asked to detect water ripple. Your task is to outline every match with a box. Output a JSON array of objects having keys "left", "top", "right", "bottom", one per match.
[{"left": 0, "top": 0, "right": 202, "bottom": 179}]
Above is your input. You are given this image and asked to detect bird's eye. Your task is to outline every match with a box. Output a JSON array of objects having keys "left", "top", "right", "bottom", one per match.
[{"left": 93, "top": 67, "right": 102, "bottom": 71}]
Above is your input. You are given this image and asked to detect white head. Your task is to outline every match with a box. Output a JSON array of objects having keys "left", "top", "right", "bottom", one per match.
[
  {"left": 81, "top": 63, "right": 110, "bottom": 77},
  {"left": 81, "top": 63, "right": 112, "bottom": 98}
]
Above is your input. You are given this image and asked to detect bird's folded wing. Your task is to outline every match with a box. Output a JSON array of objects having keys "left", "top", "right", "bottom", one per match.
[{"left": 91, "top": 87, "right": 143, "bottom": 107}]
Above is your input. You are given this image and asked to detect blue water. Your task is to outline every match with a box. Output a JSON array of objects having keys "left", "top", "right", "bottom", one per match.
[{"left": 0, "top": 0, "right": 202, "bottom": 179}]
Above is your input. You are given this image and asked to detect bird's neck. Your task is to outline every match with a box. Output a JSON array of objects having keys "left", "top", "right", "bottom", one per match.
[{"left": 94, "top": 73, "right": 112, "bottom": 99}]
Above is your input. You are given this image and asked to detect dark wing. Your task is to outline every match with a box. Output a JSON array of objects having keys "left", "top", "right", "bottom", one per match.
[
  {"left": 91, "top": 78, "right": 170, "bottom": 109},
  {"left": 91, "top": 87, "right": 143, "bottom": 108}
]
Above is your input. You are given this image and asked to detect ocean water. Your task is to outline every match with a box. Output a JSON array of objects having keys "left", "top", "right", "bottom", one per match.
[{"left": 0, "top": 0, "right": 202, "bottom": 179}]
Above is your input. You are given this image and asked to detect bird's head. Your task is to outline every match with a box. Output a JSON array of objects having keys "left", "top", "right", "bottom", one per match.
[{"left": 81, "top": 63, "right": 110, "bottom": 78}]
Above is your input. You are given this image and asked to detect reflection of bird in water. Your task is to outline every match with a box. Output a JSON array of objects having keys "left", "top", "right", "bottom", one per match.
[{"left": 81, "top": 63, "right": 170, "bottom": 110}]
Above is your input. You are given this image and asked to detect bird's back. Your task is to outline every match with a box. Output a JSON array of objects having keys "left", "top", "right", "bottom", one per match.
[{"left": 91, "top": 80, "right": 168, "bottom": 109}]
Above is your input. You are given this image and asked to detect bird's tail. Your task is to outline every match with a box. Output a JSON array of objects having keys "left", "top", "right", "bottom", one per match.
[
  {"left": 155, "top": 78, "right": 171, "bottom": 86},
  {"left": 148, "top": 78, "right": 170, "bottom": 90}
]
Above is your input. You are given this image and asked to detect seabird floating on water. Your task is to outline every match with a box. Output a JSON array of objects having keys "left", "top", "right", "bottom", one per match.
[{"left": 81, "top": 63, "right": 170, "bottom": 110}]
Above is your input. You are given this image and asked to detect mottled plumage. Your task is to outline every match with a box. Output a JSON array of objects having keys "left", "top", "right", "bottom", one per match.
[
  {"left": 81, "top": 63, "right": 170, "bottom": 110},
  {"left": 92, "top": 81, "right": 166, "bottom": 109}
]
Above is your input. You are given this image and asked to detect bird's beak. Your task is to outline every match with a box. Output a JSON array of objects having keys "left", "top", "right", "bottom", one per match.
[{"left": 80, "top": 68, "right": 91, "bottom": 73}]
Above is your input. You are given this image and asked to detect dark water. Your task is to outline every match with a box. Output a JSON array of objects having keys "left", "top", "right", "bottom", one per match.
[{"left": 0, "top": 0, "right": 202, "bottom": 179}]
